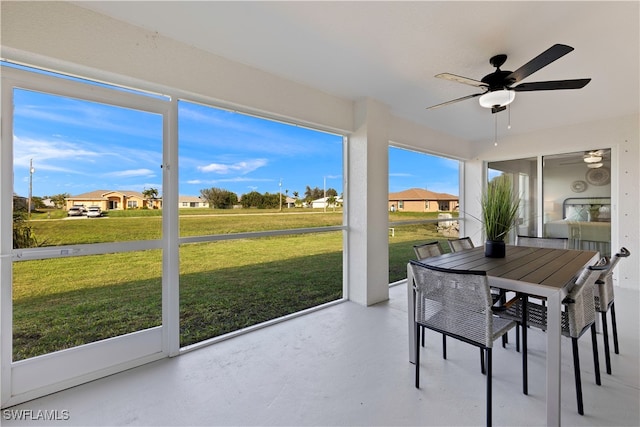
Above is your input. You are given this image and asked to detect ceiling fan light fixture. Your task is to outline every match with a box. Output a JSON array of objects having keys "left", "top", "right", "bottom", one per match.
[
  {"left": 479, "top": 89, "right": 515, "bottom": 109},
  {"left": 584, "top": 155, "right": 603, "bottom": 163},
  {"left": 587, "top": 162, "right": 603, "bottom": 169}
]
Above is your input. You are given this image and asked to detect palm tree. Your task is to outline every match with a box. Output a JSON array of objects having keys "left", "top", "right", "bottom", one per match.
[
  {"left": 326, "top": 195, "right": 337, "bottom": 212},
  {"left": 142, "top": 187, "right": 159, "bottom": 209}
]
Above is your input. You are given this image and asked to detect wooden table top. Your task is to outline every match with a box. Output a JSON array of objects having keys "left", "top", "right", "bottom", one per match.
[{"left": 417, "top": 245, "right": 599, "bottom": 290}]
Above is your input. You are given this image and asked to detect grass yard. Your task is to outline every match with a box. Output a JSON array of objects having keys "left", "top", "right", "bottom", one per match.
[{"left": 13, "top": 210, "right": 456, "bottom": 360}]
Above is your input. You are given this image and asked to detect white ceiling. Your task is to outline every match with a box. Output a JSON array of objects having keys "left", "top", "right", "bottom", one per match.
[{"left": 75, "top": 1, "right": 639, "bottom": 143}]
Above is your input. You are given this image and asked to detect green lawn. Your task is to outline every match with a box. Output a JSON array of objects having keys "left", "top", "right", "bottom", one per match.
[{"left": 13, "top": 209, "right": 456, "bottom": 360}]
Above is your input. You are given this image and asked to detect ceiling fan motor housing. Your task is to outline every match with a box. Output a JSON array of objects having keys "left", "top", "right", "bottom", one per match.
[
  {"left": 481, "top": 70, "right": 515, "bottom": 90},
  {"left": 426, "top": 44, "right": 590, "bottom": 113}
]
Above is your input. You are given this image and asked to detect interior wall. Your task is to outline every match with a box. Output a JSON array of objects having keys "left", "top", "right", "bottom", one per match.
[{"left": 543, "top": 159, "right": 611, "bottom": 222}]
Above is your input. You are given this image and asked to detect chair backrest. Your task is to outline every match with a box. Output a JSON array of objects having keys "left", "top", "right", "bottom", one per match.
[
  {"left": 413, "top": 241, "right": 444, "bottom": 260},
  {"left": 447, "top": 237, "right": 474, "bottom": 253},
  {"left": 409, "top": 260, "right": 493, "bottom": 347},
  {"left": 563, "top": 258, "right": 609, "bottom": 338},
  {"left": 594, "top": 247, "right": 630, "bottom": 311},
  {"left": 516, "top": 235, "right": 568, "bottom": 249}
]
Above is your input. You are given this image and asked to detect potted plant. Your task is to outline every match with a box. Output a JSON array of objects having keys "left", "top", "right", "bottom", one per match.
[{"left": 481, "top": 174, "right": 520, "bottom": 258}]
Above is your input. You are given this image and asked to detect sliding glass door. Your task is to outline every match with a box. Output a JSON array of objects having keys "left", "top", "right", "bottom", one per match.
[
  {"left": 487, "top": 149, "right": 612, "bottom": 256},
  {"left": 2, "top": 65, "right": 170, "bottom": 407},
  {"left": 543, "top": 149, "right": 612, "bottom": 256}
]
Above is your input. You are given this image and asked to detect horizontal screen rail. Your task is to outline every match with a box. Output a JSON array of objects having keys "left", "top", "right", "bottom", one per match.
[
  {"left": 179, "top": 226, "right": 346, "bottom": 245},
  {"left": 12, "top": 240, "right": 163, "bottom": 261}
]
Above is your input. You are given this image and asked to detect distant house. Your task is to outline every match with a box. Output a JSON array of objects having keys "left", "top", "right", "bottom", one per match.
[
  {"left": 388, "top": 188, "right": 458, "bottom": 212},
  {"left": 284, "top": 196, "right": 297, "bottom": 208},
  {"left": 311, "top": 196, "right": 343, "bottom": 209},
  {"left": 65, "top": 190, "right": 162, "bottom": 211},
  {"left": 41, "top": 198, "right": 56, "bottom": 208},
  {"left": 179, "top": 196, "right": 209, "bottom": 208}
]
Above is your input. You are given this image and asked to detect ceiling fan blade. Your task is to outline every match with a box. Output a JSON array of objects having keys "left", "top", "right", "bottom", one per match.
[
  {"left": 513, "top": 79, "right": 591, "bottom": 91},
  {"left": 507, "top": 44, "right": 574, "bottom": 84},
  {"left": 435, "top": 73, "right": 488, "bottom": 88},
  {"left": 426, "top": 93, "right": 483, "bottom": 110}
]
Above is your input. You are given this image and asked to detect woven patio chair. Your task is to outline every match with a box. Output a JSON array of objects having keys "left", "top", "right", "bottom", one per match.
[
  {"left": 409, "top": 260, "right": 516, "bottom": 427},
  {"left": 447, "top": 237, "right": 506, "bottom": 320},
  {"left": 516, "top": 235, "right": 568, "bottom": 249},
  {"left": 594, "top": 247, "right": 630, "bottom": 374},
  {"left": 447, "top": 236, "right": 474, "bottom": 252},
  {"left": 412, "top": 241, "right": 445, "bottom": 349},
  {"left": 413, "top": 241, "right": 444, "bottom": 260},
  {"left": 499, "top": 258, "right": 608, "bottom": 415}
]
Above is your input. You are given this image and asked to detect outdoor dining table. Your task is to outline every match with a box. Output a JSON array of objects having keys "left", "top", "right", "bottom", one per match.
[{"left": 407, "top": 245, "right": 600, "bottom": 427}]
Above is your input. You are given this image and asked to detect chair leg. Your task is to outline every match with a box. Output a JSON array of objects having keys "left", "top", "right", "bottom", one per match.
[
  {"left": 480, "top": 348, "right": 486, "bottom": 375},
  {"left": 611, "top": 302, "right": 619, "bottom": 354},
  {"left": 601, "top": 312, "right": 612, "bottom": 375},
  {"left": 421, "top": 326, "right": 425, "bottom": 347},
  {"left": 591, "top": 324, "right": 602, "bottom": 386},
  {"left": 442, "top": 334, "right": 447, "bottom": 360},
  {"left": 571, "top": 338, "right": 584, "bottom": 415},
  {"left": 486, "top": 348, "right": 492, "bottom": 427},
  {"left": 515, "top": 324, "right": 520, "bottom": 352},
  {"left": 500, "top": 291, "right": 508, "bottom": 348},
  {"left": 522, "top": 296, "right": 528, "bottom": 395},
  {"left": 415, "top": 323, "right": 421, "bottom": 389}
]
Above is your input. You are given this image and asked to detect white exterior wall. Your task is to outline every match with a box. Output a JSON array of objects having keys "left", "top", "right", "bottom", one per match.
[
  {"left": 466, "top": 115, "right": 640, "bottom": 290},
  {"left": 347, "top": 99, "right": 391, "bottom": 305}
]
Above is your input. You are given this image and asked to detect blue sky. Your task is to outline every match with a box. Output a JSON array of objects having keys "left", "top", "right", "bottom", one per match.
[{"left": 12, "top": 85, "right": 459, "bottom": 200}]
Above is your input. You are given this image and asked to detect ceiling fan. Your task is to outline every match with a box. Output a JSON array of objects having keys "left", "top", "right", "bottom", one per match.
[
  {"left": 427, "top": 44, "right": 591, "bottom": 113},
  {"left": 557, "top": 149, "right": 609, "bottom": 168}
]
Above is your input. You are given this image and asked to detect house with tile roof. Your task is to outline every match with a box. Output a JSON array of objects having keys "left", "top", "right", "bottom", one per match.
[
  {"left": 388, "top": 188, "right": 458, "bottom": 213},
  {"left": 65, "top": 190, "right": 162, "bottom": 211},
  {"left": 179, "top": 196, "right": 209, "bottom": 208}
]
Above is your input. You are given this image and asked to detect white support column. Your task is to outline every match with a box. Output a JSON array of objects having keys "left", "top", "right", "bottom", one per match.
[
  {"left": 461, "top": 159, "right": 485, "bottom": 246},
  {"left": 347, "top": 98, "right": 391, "bottom": 306}
]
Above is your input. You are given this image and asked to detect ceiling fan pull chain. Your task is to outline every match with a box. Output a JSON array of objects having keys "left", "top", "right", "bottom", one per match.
[
  {"left": 494, "top": 113, "right": 498, "bottom": 146},
  {"left": 507, "top": 105, "right": 512, "bottom": 130}
]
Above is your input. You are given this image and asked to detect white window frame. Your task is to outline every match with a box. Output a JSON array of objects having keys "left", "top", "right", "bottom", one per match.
[
  {"left": 1, "top": 66, "right": 174, "bottom": 408},
  {"left": 1, "top": 63, "right": 350, "bottom": 407}
]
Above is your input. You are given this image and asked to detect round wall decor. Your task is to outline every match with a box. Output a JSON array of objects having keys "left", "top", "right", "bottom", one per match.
[
  {"left": 585, "top": 167, "right": 610, "bottom": 186},
  {"left": 570, "top": 180, "right": 587, "bottom": 193}
]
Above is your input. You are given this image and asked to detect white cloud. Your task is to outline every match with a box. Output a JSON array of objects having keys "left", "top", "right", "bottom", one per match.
[
  {"left": 104, "top": 169, "right": 156, "bottom": 178},
  {"left": 198, "top": 158, "right": 268, "bottom": 175},
  {"left": 13, "top": 136, "right": 103, "bottom": 172},
  {"left": 190, "top": 177, "right": 273, "bottom": 185}
]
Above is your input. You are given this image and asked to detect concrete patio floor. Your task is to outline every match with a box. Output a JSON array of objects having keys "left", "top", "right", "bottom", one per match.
[{"left": 3, "top": 283, "right": 639, "bottom": 426}]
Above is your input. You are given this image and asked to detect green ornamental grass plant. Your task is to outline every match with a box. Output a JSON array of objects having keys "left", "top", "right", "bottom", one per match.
[{"left": 481, "top": 174, "right": 520, "bottom": 242}]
